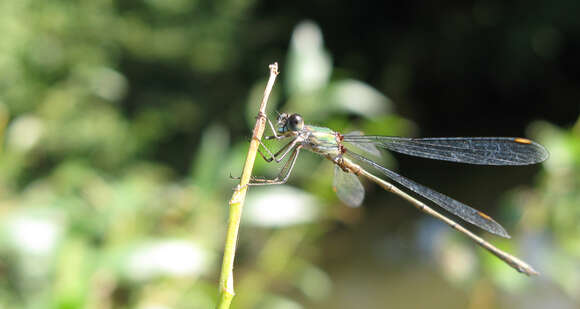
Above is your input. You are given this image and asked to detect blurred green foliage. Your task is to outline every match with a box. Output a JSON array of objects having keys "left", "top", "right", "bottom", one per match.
[
  {"left": 0, "top": 1, "right": 578, "bottom": 309},
  {"left": 0, "top": 1, "right": 254, "bottom": 308}
]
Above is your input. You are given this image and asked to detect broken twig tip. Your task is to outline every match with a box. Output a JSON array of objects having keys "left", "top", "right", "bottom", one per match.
[{"left": 269, "top": 62, "right": 279, "bottom": 75}]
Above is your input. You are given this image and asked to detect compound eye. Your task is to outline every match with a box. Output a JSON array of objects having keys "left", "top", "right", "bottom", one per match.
[{"left": 287, "top": 114, "right": 304, "bottom": 131}]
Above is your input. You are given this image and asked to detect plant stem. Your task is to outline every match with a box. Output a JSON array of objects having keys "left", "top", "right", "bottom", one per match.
[{"left": 216, "top": 63, "right": 279, "bottom": 309}]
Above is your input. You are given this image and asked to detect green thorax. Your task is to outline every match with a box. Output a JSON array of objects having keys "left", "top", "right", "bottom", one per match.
[{"left": 303, "top": 125, "right": 341, "bottom": 156}]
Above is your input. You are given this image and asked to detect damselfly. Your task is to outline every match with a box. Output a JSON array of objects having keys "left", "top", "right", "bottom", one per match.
[{"left": 249, "top": 112, "right": 548, "bottom": 275}]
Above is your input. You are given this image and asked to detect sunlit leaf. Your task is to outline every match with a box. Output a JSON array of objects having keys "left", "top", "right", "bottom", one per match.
[
  {"left": 244, "top": 186, "right": 320, "bottom": 227},
  {"left": 328, "top": 79, "right": 390, "bottom": 117},
  {"left": 191, "top": 124, "right": 229, "bottom": 192},
  {"left": 6, "top": 115, "right": 44, "bottom": 152},
  {"left": 286, "top": 21, "right": 332, "bottom": 95},
  {"left": 124, "top": 240, "right": 213, "bottom": 281},
  {"left": 295, "top": 264, "right": 332, "bottom": 301}
]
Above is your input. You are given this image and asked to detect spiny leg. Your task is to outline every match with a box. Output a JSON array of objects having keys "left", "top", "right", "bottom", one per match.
[
  {"left": 249, "top": 145, "right": 302, "bottom": 185},
  {"left": 231, "top": 135, "right": 298, "bottom": 181},
  {"left": 257, "top": 138, "right": 299, "bottom": 163},
  {"left": 258, "top": 111, "right": 286, "bottom": 141},
  {"left": 255, "top": 111, "right": 296, "bottom": 161},
  {"left": 229, "top": 138, "right": 292, "bottom": 181},
  {"left": 261, "top": 112, "right": 280, "bottom": 139}
]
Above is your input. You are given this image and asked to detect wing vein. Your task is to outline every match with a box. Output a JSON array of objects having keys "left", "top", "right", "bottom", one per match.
[
  {"left": 343, "top": 136, "right": 548, "bottom": 165},
  {"left": 345, "top": 150, "right": 510, "bottom": 238}
]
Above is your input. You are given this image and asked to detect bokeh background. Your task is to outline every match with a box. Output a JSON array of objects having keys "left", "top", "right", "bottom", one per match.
[{"left": 1, "top": 1, "right": 579, "bottom": 308}]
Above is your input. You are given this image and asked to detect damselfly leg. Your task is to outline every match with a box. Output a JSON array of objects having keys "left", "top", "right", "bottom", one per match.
[{"left": 249, "top": 145, "right": 303, "bottom": 185}]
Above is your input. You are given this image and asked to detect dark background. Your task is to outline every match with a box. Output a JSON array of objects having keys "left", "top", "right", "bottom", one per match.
[{"left": 253, "top": 1, "right": 579, "bottom": 133}]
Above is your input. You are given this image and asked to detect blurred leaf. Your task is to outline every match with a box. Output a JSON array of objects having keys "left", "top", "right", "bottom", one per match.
[
  {"left": 257, "top": 294, "right": 303, "bottom": 309},
  {"left": 286, "top": 21, "right": 332, "bottom": 96},
  {"left": 295, "top": 263, "right": 332, "bottom": 301},
  {"left": 190, "top": 124, "right": 229, "bottom": 192},
  {"left": 6, "top": 114, "right": 44, "bottom": 153},
  {"left": 1, "top": 208, "right": 65, "bottom": 257},
  {"left": 244, "top": 186, "right": 321, "bottom": 227},
  {"left": 54, "top": 238, "right": 92, "bottom": 308},
  {"left": 328, "top": 79, "right": 390, "bottom": 117},
  {"left": 122, "top": 239, "right": 213, "bottom": 282}
]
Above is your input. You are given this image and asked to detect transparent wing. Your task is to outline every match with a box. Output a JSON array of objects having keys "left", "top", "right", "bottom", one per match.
[
  {"left": 343, "top": 136, "right": 549, "bottom": 165},
  {"left": 345, "top": 150, "right": 510, "bottom": 238},
  {"left": 333, "top": 165, "right": 365, "bottom": 208},
  {"left": 343, "top": 131, "right": 382, "bottom": 157}
]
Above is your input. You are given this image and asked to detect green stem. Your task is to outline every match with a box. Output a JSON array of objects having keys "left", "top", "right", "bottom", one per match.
[{"left": 216, "top": 63, "right": 279, "bottom": 309}]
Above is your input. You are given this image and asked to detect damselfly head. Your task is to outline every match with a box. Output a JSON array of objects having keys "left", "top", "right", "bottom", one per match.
[
  {"left": 277, "top": 113, "right": 304, "bottom": 133},
  {"left": 286, "top": 113, "right": 304, "bottom": 131}
]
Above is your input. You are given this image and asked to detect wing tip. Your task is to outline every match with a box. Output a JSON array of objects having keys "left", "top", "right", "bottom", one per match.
[
  {"left": 477, "top": 211, "right": 511, "bottom": 238},
  {"left": 494, "top": 227, "right": 511, "bottom": 239},
  {"left": 487, "top": 222, "right": 511, "bottom": 238},
  {"left": 535, "top": 142, "right": 550, "bottom": 163},
  {"left": 514, "top": 137, "right": 550, "bottom": 164}
]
